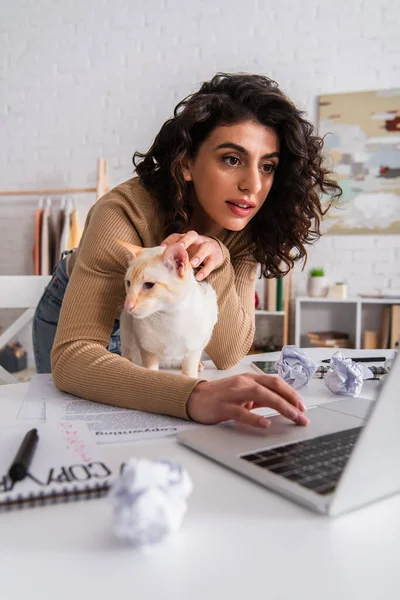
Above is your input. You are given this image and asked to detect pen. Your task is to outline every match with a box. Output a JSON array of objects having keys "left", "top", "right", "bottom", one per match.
[
  {"left": 8, "top": 428, "right": 39, "bottom": 482},
  {"left": 321, "top": 356, "right": 386, "bottom": 363}
]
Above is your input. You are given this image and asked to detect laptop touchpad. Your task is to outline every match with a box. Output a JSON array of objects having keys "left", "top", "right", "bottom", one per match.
[{"left": 320, "top": 397, "right": 373, "bottom": 420}]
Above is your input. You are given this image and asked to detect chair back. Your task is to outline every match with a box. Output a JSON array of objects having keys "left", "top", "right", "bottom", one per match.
[{"left": 0, "top": 276, "right": 51, "bottom": 309}]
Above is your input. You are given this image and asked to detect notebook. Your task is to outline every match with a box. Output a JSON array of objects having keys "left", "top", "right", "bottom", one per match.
[{"left": 0, "top": 421, "right": 115, "bottom": 511}]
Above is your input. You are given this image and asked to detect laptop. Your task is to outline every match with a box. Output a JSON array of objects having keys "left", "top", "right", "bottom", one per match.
[{"left": 177, "top": 355, "right": 400, "bottom": 517}]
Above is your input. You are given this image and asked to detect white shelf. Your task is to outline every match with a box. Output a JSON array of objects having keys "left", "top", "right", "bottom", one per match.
[
  {"left": 296, "top": 296, "right": 358, "bottom": 303},
  {"left": 297, "top": 296, "right": 400, "bottom": 305},
  {"left": 255, "top": 310, "right": 285, "bottom": 316},
  {"left": 295, "top": 296, "right": 400, "bottom": 349},
  {"left": 359, "top": 297, "right": 400, "bottom": 305}
]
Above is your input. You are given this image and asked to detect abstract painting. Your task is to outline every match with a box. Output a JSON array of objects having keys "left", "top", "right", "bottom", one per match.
[{"left": 318, "top": 88, "right": 400, "bottom": 233}]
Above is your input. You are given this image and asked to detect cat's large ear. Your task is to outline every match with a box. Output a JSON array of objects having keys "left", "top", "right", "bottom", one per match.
[
  {"left": 115, "top": 239, "right": 143, "bottom": 258},
  {"left": 162, "top": 244, "right": 188, "bottom": 278}
]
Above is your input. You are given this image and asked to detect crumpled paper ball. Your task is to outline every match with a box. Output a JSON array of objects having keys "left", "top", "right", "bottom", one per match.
[
  {"left": 380, "top": 350, "right": 399, "bottom": 383},
  {"left": 384, "top": 350, "right": 398, "bottom": 373},
  {"left": 324, "top": 350, "right": 373, "bottom": 396},
  {"left": 275, "top": 345, "right": 317, "bottom": 389},
  {"left": 109, "top": 457, "right": 193, "bottom": 547}
]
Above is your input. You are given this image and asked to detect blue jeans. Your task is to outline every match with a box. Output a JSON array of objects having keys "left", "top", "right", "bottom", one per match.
[{"left": 32, "top": 253, "right": 121, "bottom": 373}]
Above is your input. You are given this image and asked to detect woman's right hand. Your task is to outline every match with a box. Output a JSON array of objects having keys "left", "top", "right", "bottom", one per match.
[{"left": 186, "top": 373, "right": 309, "bottom": 428}]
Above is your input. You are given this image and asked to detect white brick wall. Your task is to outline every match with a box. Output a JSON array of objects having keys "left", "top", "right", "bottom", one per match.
[{"left": 1, "top": 0, "right": 399, "bottom": 345}]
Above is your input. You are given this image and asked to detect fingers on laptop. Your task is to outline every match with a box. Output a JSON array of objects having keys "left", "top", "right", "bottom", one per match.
[
  {"left": 230, "top": 405, "right": 272, "bottom": 429},
  {"left": 234, "top": 374, "right": 309, "bottom": 428},
  {"left": 187, "top": 374, "right": 309, "bottom": 429},
  {"left": 254, "top": 374, "right": 306, "bottom": 411}
]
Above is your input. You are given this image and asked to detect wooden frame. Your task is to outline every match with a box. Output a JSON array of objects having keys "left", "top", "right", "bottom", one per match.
[
  {"left": 0, "top": 158, "right": 109, "bottom": 200},
  {"left": 0, "top": 158, "right": 109, "bottom": 382}
]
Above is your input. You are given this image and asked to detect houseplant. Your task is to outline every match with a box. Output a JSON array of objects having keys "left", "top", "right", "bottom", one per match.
[{"left": 307, "top": 267, "right": 329, "bottom": 297}]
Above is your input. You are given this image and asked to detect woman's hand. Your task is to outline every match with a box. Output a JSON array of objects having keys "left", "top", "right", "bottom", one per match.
[
  {"left": 186, "top": 373, "right": 309, "bottom": 428},
  {"left": 161, "top": 231, "right": 224, "bottom": 281}
]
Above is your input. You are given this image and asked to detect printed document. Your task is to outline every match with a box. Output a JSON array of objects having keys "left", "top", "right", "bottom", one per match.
[{"left": 20, "top": 374, "right": 199, "bottom": 443}]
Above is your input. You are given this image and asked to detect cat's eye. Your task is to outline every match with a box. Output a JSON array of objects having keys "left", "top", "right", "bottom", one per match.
[
  {"left": 143, "top": 282, "right": 155, "bottom": 290},
  {"left": 126, "top": 280, "right": 131, "bottom": 288}
]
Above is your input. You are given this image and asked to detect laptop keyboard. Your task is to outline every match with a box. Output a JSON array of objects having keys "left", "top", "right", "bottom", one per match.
[{"left": 240, "top": 427, "right": 363, "bottom": 496}]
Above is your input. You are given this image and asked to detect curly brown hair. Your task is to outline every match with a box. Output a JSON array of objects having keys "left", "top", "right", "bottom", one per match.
[{"left": 133, "top": 72, "right": 342, "bottom": 278}]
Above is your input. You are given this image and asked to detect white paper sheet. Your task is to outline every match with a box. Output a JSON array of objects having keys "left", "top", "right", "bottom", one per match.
[
  {"left": 18, "top": 374, "right": 55, "bottom": 421},
  {"left": 45, "top": 395, "right": 199, "bottom": 443},
  {"left": 22, "top": 374, "right": 199, "bottom": 443}
]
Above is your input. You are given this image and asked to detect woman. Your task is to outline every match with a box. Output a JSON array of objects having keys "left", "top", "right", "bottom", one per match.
[{"left": 33, "top": 72, "right": 341, "bottom": 429}]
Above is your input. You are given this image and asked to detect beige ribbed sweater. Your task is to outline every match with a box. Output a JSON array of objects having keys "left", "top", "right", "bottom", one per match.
[{"left": 51, "top": 177, "right": 258, "bottom": 420}]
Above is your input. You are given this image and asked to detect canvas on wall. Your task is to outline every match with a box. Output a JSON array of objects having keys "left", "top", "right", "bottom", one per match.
[{"left": 318, "top": 88, "right": 400, "bottom": 234}]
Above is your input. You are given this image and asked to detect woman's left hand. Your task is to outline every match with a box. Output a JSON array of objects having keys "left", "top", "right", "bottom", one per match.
[{"left": 160, "top": 230, "right": 224, "bottom": 281}]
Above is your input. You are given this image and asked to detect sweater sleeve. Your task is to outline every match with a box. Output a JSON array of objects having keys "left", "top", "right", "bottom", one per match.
[
  {"left": 204, "top": 237, "right": 258, "bottom": 369},
  {"left": 51, "top": 194, "right": 202, "bottom": 420}
]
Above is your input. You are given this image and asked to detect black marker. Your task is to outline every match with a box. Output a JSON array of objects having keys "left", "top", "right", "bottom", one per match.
[
  {"left": 321, "top": 356, "right": 386, "bottom": 364},
  {"left": 8, "top": 428, "right": 39, "bottom": 482}
]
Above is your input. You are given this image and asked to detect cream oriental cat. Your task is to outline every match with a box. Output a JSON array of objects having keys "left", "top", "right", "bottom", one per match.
[{"left": 116, "top": 240, "right": 218, "bottom": 377}]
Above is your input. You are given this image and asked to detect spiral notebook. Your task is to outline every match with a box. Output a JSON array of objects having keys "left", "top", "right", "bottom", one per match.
[{"left": 0, "top": 421, "right": 115, "bottom": 511}]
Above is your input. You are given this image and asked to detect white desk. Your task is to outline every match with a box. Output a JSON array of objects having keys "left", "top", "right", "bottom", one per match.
[{"left": 0, "top": 348, "right": 399, "bottom": 600}]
